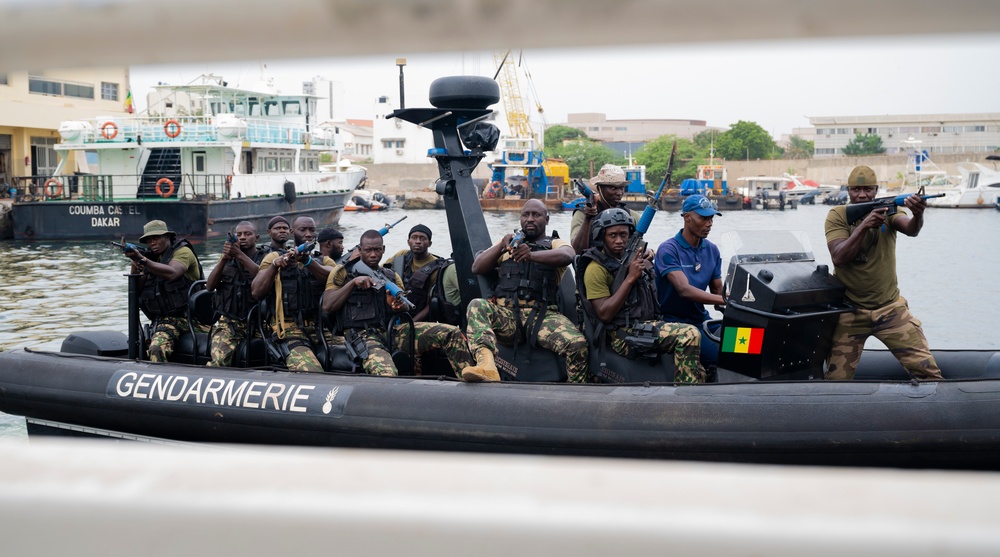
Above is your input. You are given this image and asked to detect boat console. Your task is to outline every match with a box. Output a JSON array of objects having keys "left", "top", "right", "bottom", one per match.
[{"left": 717, "top": 231, "right": 852, "bottom": 379}]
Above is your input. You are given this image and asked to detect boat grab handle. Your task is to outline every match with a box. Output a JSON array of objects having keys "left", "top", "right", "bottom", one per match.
[{"left": 724, "top": 300, "right": 855, "bottom": 322}]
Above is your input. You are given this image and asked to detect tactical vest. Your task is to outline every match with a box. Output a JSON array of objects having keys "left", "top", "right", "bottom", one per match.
[
  {"left": 337, "top": 262, "right": 396, "bottom": 332},
  {"left": 213, "top": 248, "right": 267, "bottom": 321},
  {"left": 428, "top": 260, "right": 461, "bottom": 325},
  {"left": 579, "top": 247, "right": 658, "bottom": 329},
  {"left": 273, "top": 253, "right": 325, "bottom": 324},
  {"left": 138, "top": 239, "right": 203, "bottom": 320},
  {"left": 494, "top": 237, "right": 560, "bottom": 307},
  {"left": 391, "top": 252, "right": 447, "bottom": 315}
]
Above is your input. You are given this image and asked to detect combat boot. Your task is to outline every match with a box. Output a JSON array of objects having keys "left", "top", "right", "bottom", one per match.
[{"left": 461, "top": 348, "right": 500, "bottom": 382}]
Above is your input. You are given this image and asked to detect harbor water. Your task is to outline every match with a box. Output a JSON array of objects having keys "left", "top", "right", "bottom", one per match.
[{"left": 1, "top": 204, "right": 997, "bottom": 436}]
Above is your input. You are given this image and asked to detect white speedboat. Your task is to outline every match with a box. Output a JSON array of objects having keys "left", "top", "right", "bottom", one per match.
[
  {"left": 926, "top": 157, "right": 1000, "bottom": 208},
  {"left": 735, "top": 176, "right": 800, "bottom": 210}
]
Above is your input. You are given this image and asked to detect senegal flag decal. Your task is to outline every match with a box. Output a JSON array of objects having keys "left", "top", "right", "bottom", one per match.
[{"left": 722, "top": 327, "right": 764, "bottom": 354}]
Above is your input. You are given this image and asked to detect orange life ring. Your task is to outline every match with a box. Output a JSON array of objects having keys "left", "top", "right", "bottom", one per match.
[
  {"left": 155, "top": 178, "right": 175, "bottom": 197},
  {"left": 164, "top": 119, "right": 182, "bottom": 138},
  {"left": 100, "top": 121, "right": 118, "bottom": 140},
  {"left": 45, "top": 179, "right": 64, "bottom": 198}
]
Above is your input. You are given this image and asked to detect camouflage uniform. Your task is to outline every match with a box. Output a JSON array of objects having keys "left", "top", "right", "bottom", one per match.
[
  {"left": 278, "top": 322, "right": 325, "bottom": 372},
  {"left": 354, "top": 321, "right": 474, "bottom": 377},
  {"left": 465, "top": 298, "right": 588, "bottom": 383},
  {"left": 207, "top": 315, "right": 245, "bottom": 367},
  {"left": 148, "top": 316, "right": 209, "bottom": 362},
  {"left": 825, "top": 296, "right": 942, "bottom": 380},
  {"left": 610, "top": 322, "right": 705, "bottom": 383}
]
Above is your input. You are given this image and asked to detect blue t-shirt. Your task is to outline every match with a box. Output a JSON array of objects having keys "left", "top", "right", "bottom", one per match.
[{"left": 654, "top": 230, "right": 722, "bottom": 324}]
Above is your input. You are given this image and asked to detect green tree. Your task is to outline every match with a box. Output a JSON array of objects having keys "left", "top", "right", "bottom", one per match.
[
  {"left": 785, "top": 135, "right": 814, "bottom": 159},
  {"left": 543, "top": 125, "right": 587, "bottom": 147},
  {"left": 635, "top": 135, "right": 699, "bottom": 188},
  {"left": 714, "top": 120, "right": 779, "bottom": 161},
  {"left": 549, "top": 141, "right": 622, "bottom": 179},
  {"left": 841, "top": 133, "right": 886, "bottom": 156}
]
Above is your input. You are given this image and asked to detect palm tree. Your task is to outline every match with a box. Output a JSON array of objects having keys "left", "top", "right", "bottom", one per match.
[{"left": 786, "top": 135, "right": 814, "bottom": 159}]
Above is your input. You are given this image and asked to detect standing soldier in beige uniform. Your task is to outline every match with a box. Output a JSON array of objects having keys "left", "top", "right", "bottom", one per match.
[{"left": 824, "top": 165, "right": 943, "bottom": 381}]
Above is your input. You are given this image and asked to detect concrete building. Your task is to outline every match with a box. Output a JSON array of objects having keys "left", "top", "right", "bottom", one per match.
[
  {"left": 326, "top": 119, "right": 373, "bottom": 163},
  {"left": 371, "top": 94, "right": 436, "bottom": 165},
  {"left": 809, "top": 113, "right": 1000, "bottom": 158},
  {"left": 0, "top": 68, "right": 131, "bottom": 186},
  {"left": 561, "top": 113, "right": 722, "bottom": 155}
]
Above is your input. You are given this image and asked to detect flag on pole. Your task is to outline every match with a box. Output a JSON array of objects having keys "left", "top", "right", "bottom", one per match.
[
  {"left": 721, "top": 327, "right": 764, "bottom": 354},
  {"left": 125, "top": 90, "right": 134, "bottom": 114}
]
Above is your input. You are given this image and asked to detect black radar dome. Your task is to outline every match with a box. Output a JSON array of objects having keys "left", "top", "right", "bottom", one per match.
[{"left": 428, "top": 76, "right": 500, "bottom": 109}]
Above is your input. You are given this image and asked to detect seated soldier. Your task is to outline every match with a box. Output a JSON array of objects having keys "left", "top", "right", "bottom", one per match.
[
  {"left": 322, "top": 230, "right": 474, "bottom": 377},
  {"left": 462, "top": 199, "right": 588, "bottom": 383},
  {"left": 205, "top": 220, "right": 267, "bottom": 367},
  {"left": 580, "top": 209, "right": 705, "bottom": 383},
  {"left": 122, "top": 220, "right": 205, "bottom": 362},
  {"left": 383, "top": 224, "right": 449, "bottom": 322},
  {"left": 250, "top": 216, "right": 333, "bottom": 371}
]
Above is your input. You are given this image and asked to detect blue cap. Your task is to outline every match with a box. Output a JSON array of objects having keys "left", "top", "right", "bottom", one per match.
[{"left": 681, "top": 195, "right": 721, "bottom": 217}]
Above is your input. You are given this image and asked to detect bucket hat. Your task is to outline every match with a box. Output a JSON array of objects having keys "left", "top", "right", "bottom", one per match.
[
  {"left": 139, "top": 220, "right": 175, "bottom": 243},
  {"left": 590, "top": 164, "right": 628, "bottom": 186}
]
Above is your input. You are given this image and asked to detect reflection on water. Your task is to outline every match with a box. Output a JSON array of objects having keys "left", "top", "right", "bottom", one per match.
[{"left": 0, "top": 204, "right": 997, "bottom": 352}]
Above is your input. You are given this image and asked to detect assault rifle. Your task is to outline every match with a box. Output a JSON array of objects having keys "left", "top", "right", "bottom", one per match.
[
  {"left": 377, "top": 215, "right": 408, "bottom": 236},
  {"left": 337, "top": 215, "right": 409, "bottom": 265},
  {"left": 574, "top": 179, "right": 594, "bottom": 208},
  {"left": 507, "top": 229, "right": 526, "bottom": 251},
  {"left": 613, "top": 140, "right": 677, "bottom": 289},
  {"left": 107, "top": 237, "right": 147, "bottom": 257},
  {"left": 845, "top": 193, "right": 945, "bottom": 225},
  {"left": 296, "top": 240, "right": 316, "bottom": 255},
  {"left": 352, "top": 260, "right": 416, "bottom": 310},
  {"left": 227, "top": 231, "right": 238, "bottom": 244}
]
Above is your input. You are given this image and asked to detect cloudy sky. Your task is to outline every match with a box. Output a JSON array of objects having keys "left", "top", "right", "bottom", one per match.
[{"left": 130, "top": 33, "right": 1000, "bottom": 139}]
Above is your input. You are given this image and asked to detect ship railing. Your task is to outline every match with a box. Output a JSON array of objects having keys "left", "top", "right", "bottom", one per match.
[
  {"left": 66, "top": 116, "right": 336, "bottom": 148},
  {"left": 9, "top": 173, "right": 233, "bottom": 202}
]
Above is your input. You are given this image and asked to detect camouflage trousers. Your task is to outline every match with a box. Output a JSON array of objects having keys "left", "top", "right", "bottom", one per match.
[
  {"left": 611, "top": 321, "right": 706, "bottom": 383},
  {"left": 465, "top": 299, "right": 589, "bottom": 383},
  {"left": 148, "top": 316, "right": 209, "bottom": 363},
  {"left": 351, "top": 322, "right": 474, "bottom": 377},
  {"left": 273, "top": 321, "right": 325, "bottom": 372},
  {"left": 207, "top": 315, "right": 249, "bottom": 367},
  {"left": 826, "top": 296, "right": 943, "bottom": 381}
]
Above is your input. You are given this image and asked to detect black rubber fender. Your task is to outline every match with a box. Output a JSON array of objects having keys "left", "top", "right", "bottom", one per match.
[
  {"left": 429, "top": 76, "right": 500, "bottom": 110},
  {"left": 283, "top": 180, "right": 296, "bottom": 204}
]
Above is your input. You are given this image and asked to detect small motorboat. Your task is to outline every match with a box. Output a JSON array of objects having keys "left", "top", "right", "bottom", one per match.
[{"left": 345, "top": 188, "right": 391, "bottom": 211}]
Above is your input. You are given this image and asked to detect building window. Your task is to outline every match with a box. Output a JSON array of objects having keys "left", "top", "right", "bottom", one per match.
[
  {"left": 28, "top": 76, "right": 94, "bottom": 99},
  {"left": 836, "top": 128, "right": 850, "bottom": 134},
  {"left": 966, "top": 125, "right": 986, "bottom": 132},
  {"left": 942, "top": 125, "right": 962, "bottom": 133},
  {"left": 615, "top": 126, "right": 627, "bottom": 131},
  {"left": 920, "top": 126, "right": 940, "bottom": 134},
  {"left": 29, "top": 78, "right": 62, "bottom": 95},
  {"left": 101, "top": 82, "right": 119, "bottom": 101},
  {"left": 64, "top": 83, "right": 94, "bottom": 99},
  {"left": 815, "top": 148, "right": 837, "bottom": 155}
]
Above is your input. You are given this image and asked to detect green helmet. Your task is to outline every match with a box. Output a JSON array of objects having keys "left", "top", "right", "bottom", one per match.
[{"left": 590, "top": 208, "right": 635, "bottom": 244}]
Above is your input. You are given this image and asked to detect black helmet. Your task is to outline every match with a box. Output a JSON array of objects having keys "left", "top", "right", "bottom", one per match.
[{"left": 590, "top": 208, "right": 635, "bottom": 244}]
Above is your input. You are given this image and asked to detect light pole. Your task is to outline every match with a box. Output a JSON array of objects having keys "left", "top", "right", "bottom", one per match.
[{"left": 396, "top": 58, "right": 406, "bottom": 109}]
